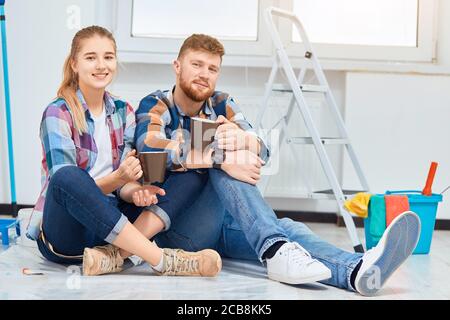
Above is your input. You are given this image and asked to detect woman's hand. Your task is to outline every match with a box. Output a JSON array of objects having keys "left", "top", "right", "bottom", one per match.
[
  {"left": 114, "top": 150, "right": 143, "bottom": 184},
  {"left": 132, "top": 185, "right": 166, "bottom": 207}
]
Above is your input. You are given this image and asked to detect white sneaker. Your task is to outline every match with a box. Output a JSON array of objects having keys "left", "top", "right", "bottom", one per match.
[
  {"left": 355, "top": 211, "right": 421, "bottom": 296},
  {"left": 266, "top": 242, "right": 332, "bottom": 284}
]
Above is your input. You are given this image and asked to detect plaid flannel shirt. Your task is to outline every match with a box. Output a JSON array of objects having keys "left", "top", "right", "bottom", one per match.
[
  {"left": 27, "top": 90, "right": 135, "bottom": 240},
  {"left": 135, "top": 87, "right": 270, "bottom": 170}
]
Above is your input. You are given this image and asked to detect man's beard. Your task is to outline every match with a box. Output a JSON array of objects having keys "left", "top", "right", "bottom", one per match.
[{"left": 179, "top": 72, "right": 214, "bottom": 102}]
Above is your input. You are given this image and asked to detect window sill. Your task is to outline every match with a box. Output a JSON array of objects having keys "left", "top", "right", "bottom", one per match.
[{"left": 118, "top": 50, "right": 450, "bottom": 76}]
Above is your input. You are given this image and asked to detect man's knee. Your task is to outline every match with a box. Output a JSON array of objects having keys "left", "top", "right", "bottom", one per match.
[
  {"left": 209, "top": 168, "right": 245, "bottom": 187},
  {"left": 278, "top": 217, "right": 313, "bottom": 234}
]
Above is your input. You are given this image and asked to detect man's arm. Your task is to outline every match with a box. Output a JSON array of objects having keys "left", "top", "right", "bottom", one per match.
[
  {"left": 219, "top": 149, "right": 264, "bottom": 185},
  {"left": 215, "top": 116, "right": 263, "bottom": 157},
  {"left": 215, "top": 96, "right": 270, "bottom": 163},
  {"left": 135, "top": 95, "right": 185, "bottom": 170},
  {"left": 135, "top": 94, "right": 216, "bottom": 170}
]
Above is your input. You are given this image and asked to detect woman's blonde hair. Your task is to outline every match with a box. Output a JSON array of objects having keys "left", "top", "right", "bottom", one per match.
[{"left": 57, "top": 26, "right": 117, "bottom": 134}]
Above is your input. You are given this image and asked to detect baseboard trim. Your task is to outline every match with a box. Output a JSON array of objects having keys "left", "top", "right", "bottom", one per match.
[
  {"left": 0, "top": 204, "right": 34, "bottom": 216},
  {"left": 275, "top": 210, "right": 450, "bottom": 231},
  {"left": 276, "top": 210, "right": 339, "bottom": 224},
  {"left": 1, "top": 204, "right": 449, "bottom": 230}
]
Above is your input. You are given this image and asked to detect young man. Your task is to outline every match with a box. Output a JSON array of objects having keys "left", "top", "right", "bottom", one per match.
[{"left": 136, "top": 34, "right": 421, "bottom": 295}]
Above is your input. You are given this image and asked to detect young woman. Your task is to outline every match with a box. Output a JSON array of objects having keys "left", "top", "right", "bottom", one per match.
[{"left": 31, "top": 26, "right": 221, "bottom": 277}]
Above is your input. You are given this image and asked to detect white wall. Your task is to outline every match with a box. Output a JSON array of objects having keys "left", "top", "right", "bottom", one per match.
[
  {"left": 341, "top": 0, "right": 450, "bottom": 220},
  {"left": 0, "top": 0, "right": 95, "bottom": 204},
  {"left": 0, "top": 0, "right": 449, "bottom": 220},
  {"left": 343, "top": 73, "right": 450, "bottom": 219}
]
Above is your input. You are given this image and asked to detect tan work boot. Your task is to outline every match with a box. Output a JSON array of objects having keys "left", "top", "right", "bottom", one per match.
[
  {"left": 158, "top": 248, "right": 222, "bottom": 277},
  {"left": 82, "top": 245, "right": 124, "bottom": 276}
]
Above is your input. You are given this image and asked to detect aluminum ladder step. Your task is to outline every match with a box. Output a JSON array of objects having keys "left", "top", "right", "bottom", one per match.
[
  {"left": 287, "top": 137, "right": 350, "bottom": 145},
  {"left": 272, "top": 83, "right": 328, "bottom": 93},
  {"left": 310, "top": 189, "right": 368, "bottom": 200},
  {"left": 264, "top": 189, "right": 367, "bottom": 200}
]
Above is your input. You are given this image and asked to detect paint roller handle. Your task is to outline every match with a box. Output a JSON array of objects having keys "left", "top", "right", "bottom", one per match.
[{"left": 422, "top": 162, "right": 438, "bottom": 196}]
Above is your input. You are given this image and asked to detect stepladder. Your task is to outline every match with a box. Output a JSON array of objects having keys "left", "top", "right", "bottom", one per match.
[{"left": 256, "top": 7, "right": 369, "bottom": 253}]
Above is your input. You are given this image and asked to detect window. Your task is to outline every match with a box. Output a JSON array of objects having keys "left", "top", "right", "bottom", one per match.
[
  {"left": 292, "top": 0, "right": 418, "bottom": 47},
  {"left": 279, "top": 0, "right": 437, "bottom": 62},
  {"left": 131, "top": 0, "right": 258, "bottom": 41},
  {"left": 114, "top": 0, "right": 273, "bottom": 64}
]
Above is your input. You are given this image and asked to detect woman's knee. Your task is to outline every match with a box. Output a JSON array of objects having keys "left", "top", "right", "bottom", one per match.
[{"left": 49, "top": 165, "right": 89, "bottom": 190}]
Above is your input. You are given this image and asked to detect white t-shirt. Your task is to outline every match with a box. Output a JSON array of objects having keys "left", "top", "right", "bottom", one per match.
[{"left": 88, "top": 107, "right": 113, "bottom": 180}]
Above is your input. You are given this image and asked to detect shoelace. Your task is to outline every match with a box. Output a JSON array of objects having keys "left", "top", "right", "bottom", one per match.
[
  {"left": 285, "top": 242, "right": 316, "bottom": 266},
  {"left": 99, "top": 246, "right": 121, "bottom": 273},
  {"left": 165, "top": 250, "right": 199, "bottom": 274}
]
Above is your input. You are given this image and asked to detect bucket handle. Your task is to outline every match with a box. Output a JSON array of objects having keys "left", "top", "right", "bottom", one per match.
[
  {"left": 385, "top": 190, "right": 421, "bottom": 195},
  {"left": 386, "top": 190, "right": 445, "bottom": 196}
]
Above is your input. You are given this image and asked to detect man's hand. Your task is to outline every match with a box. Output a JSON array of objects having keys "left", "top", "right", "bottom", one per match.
[
  {"left": 215, "top": 116, "right": 260, "bottom": 155},
  {"left": 132, "top": 185, "right": 166, "bottom": 207},
  {"left": 215, "top": 115, "right": 246, "bottom": 151},
  {"left": 114, "top": 150, "right": 143, "bottom": 184},
  {"left": 220, "top": 149, "right": 265, "bottom": 185}
]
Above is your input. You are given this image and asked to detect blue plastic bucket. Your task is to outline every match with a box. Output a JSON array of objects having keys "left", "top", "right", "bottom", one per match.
[{"left": 364, "top": 190, "right": 443, "bottom": 254}]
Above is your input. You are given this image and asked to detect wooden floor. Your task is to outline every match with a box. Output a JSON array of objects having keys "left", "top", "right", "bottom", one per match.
[{"left": 1, "top": 222, "right": 449, "bottom": 300}]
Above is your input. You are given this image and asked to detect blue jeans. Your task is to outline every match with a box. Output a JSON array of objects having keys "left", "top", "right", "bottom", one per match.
[
  {"left": 147, "top": 170, "right": 209, "bottom": 230},
  {"left": 155, "top": 169, "right": 363, "bottom": 290},
  {"left": 37, "top": 166, "right": 143, "bottom": 265}
]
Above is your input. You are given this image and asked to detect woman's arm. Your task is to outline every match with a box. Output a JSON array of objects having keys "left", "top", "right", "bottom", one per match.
[
  {"left": 96, "top": 102, "right": 141, "bottom": 195},
  {"left": 119, "top": 181, "right": 143, "bottom": 203},
  {"left": 96, "top": 150, "right": 143, "bottom": 195},
  {"left": 120, "top": 181, "right": 166, "bottom": 206},
  {"left": 95, "top": 171, "right": 128, "bottom": 195},
  {"left": 40, "top": 104, "right": 78, "bottom": 175}
]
